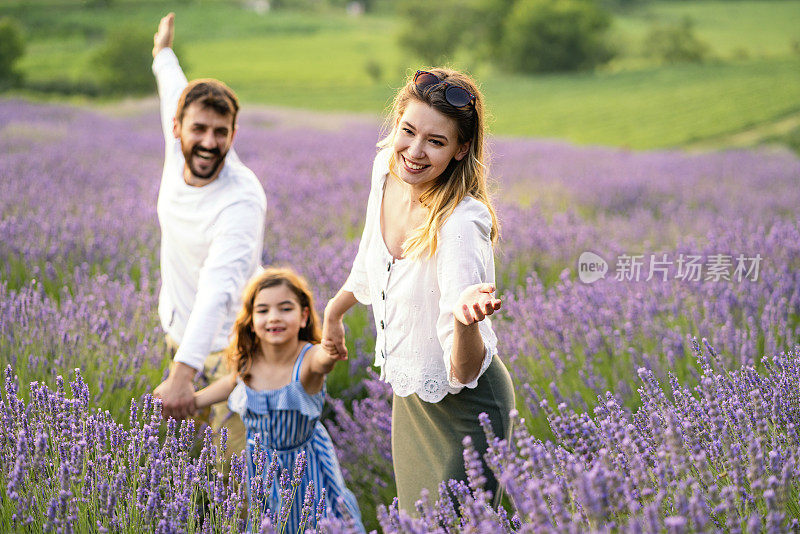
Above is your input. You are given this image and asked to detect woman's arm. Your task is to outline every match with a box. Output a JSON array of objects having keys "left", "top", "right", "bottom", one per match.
[
  {"left": 194, "top": 372, "right": 237, "bottom": 409},
  {"left": 451, "top": 284, "right": 501, "bottom": 384},
  {"left": 321, "top": 289, "right": 359, "bottom": 359},
  {"left": 435, "top": 200, "right": 499, "bottom": 387}
]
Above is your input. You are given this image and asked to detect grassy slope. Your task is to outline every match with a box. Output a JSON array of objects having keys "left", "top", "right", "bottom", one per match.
[
  {"left": 610, "top": 0, "right": 800, "bottom": 61},
  {"left": 485, "top": 59, "right": 800, "bottom": 147},
  {"left": 4, "top": 0, "right": 800, "bottom": 148}
]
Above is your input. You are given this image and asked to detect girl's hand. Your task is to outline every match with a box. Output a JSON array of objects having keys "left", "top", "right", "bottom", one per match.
[
  {"left": 453, "top": 283, "right": 501, "bottom": 325},
  {"left": 321, "top": 312, "right": 348, "bottom": 360}
]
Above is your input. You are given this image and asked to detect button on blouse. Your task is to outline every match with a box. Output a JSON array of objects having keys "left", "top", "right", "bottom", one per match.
[{"left": 342, "top": 149, "right": 498, "bottom": 403}]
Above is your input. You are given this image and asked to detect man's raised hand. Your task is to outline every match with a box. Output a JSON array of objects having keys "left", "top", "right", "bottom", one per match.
[{"left": 153, "top": 12, "right": 175, "bottom": 58}]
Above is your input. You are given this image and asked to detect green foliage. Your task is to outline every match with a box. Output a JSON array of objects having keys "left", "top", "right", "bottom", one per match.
[
  {"left": 364, "top": 57, "right": 382, "bottom": 83},
  {"left": 396, "top": 0, "right": 615, "bottom": 73},
  {"left": 396, "top": 0, "right": 473, "bottom": 65},
  {"left": 470, "top": 0, "right": 516, "bottom": 61},
  {"left": 19, "top": 78, "right": 101, "bottom": 97},
  {"left": 91, "top": 24, "right": 154, "bottom": 95},
  {"left": 783, "top": 126, "right": 800, "bottom": 155},
  {"left": 599, "top": 0, "right": 649, "bottom": 9},
  {"left": 767, "top": 124, "right": 800, "bottom": 156},
  {"left": 643, "top": 16, "right": 710, "bottom": 64},
  {"left": 0, "top": 17, "right": 25, "bottom": 87},
  {"left": 500, "top": 0, "right": 615, "bottom": 73}
]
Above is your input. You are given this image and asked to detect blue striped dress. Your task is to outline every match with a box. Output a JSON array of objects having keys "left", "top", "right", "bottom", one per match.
[{"left": 227, "top": 343, "right": 364, "bottom": 533}]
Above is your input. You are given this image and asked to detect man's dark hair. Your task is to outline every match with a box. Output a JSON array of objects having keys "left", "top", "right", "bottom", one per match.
[{"left": 175, "top": 78, "right": 240, "bottom": 127}]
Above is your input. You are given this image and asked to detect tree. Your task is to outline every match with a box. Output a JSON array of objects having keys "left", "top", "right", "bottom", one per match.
[
  {"left": 599, "top": 0, "right": 649, "bottom": 9},
  {"left": 0, "top": 17, "right": 25, "bottom": 88},
  {"left": 643, "top": 16, "right": 709, "bottom": 64},
  {"left": 471, "top": 0, "right": 517, "bottom": 62},
  {"left": 396, "top": 0, "right": 475, "bottom": 65},
  {"left": 500, "top": 0, "right": 615, "bottom": 73},
  {"left": 395, "top": 0, "right": 615, "bottom": 74},
  {"left": 91, "top": 25, "right": 154, "bottom": 95}
]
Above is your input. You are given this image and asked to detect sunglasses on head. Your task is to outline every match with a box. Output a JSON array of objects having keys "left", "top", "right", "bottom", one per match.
[{"left": 414, "top": 70, "right": 476, "bottom": 109}]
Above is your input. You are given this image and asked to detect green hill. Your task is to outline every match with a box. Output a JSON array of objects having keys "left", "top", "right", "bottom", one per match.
[{"left": 3, "top": 0, "right": 799, "bottom": 149}]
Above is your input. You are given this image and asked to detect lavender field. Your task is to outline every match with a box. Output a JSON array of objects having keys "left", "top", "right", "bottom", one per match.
[{"left": 1, "top": 98, "right": 799, "bottom": 532}]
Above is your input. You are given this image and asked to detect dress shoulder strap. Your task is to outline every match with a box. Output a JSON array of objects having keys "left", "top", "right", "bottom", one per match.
[{"left": 292, "top": 343, "right": 314, "bottom": 382}]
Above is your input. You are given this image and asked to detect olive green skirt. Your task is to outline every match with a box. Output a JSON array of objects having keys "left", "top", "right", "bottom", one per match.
[{"left": 391, "top": 355, "right": 515, "bottom": 513}]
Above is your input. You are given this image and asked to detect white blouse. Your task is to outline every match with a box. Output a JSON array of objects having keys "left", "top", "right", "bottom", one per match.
[{"left": 343, "top": 149, "right": 498, "bottom": 403}]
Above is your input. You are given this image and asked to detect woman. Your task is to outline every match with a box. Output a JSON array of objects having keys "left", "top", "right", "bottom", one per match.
[{"left": 322, "top": 69, "right": 514, "bottom": 512}]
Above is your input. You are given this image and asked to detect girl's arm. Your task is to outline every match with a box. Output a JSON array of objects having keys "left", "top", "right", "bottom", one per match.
[
  {"left": 300, "top": 345, "right": 345, "bottom": 395},
  {"left": 321, "top": 289, "right": 359, "bottom": 359},
  {"left": 194, "top": 372, "right": 237, "bottom": 409}
]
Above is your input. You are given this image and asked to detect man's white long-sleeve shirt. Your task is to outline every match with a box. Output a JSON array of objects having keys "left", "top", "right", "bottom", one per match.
[{"left": 153, "top": 48, "right": 267, "bottom": 371}]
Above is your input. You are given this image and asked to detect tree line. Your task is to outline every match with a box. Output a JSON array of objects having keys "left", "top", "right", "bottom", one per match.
[
  {"left": 0, "top": 0, "right": 715, "bottom": 96},
  {"left": 397, "top": 0, "right": 710, "bottom": 74}
]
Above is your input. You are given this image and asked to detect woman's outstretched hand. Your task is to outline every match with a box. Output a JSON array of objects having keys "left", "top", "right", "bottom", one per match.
[
  {"left": 321, "top": 311, "right": 348, "bottom": 360},
  {"left": 453, "top": 283, "right": 501, "bottom": 325}
]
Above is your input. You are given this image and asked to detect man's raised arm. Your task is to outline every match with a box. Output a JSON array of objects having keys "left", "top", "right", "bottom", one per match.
[
  {"left": 151, "top": 13, "right": 196, "bottom": 420},
  {"left": 152, "top": 13, "right": 187, "bottom": 140}
]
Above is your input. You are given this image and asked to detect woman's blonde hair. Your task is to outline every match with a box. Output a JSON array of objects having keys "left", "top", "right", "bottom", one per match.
[
  {"left": 227, "top": 267, "right": 321, "bottom": 382},
  {"left": 378, "top": 67, "right": 499, "bottom": 260}
]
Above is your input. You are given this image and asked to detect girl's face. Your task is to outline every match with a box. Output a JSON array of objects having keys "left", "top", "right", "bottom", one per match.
[
  {"left": 392, "top": 100, "right": 470, "bottom": 192},
  {"left": 252, "top": 284, "right": 308, "bottom": 347}
]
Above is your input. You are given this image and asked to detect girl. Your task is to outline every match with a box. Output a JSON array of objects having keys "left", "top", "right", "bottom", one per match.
[
  {"left": 322, "top": 69, "right": 515, "bottom": 512},
  {"left": 195, "top": 267, "right": 364, "bottom": 532}
]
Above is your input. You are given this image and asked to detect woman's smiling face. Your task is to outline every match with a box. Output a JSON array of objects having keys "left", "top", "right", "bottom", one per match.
[{"left": 391, "top": 100, "right": 470, "bottom": 193}]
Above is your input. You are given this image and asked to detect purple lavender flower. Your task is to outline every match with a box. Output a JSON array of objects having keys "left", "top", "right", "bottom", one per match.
[{"left": 3, "top": 97, "right": 800, "bottom": 533}]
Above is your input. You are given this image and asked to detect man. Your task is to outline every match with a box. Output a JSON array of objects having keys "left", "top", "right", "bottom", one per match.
[{"left": 151, "top": 13, "right": 266, "bottom": 458}]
